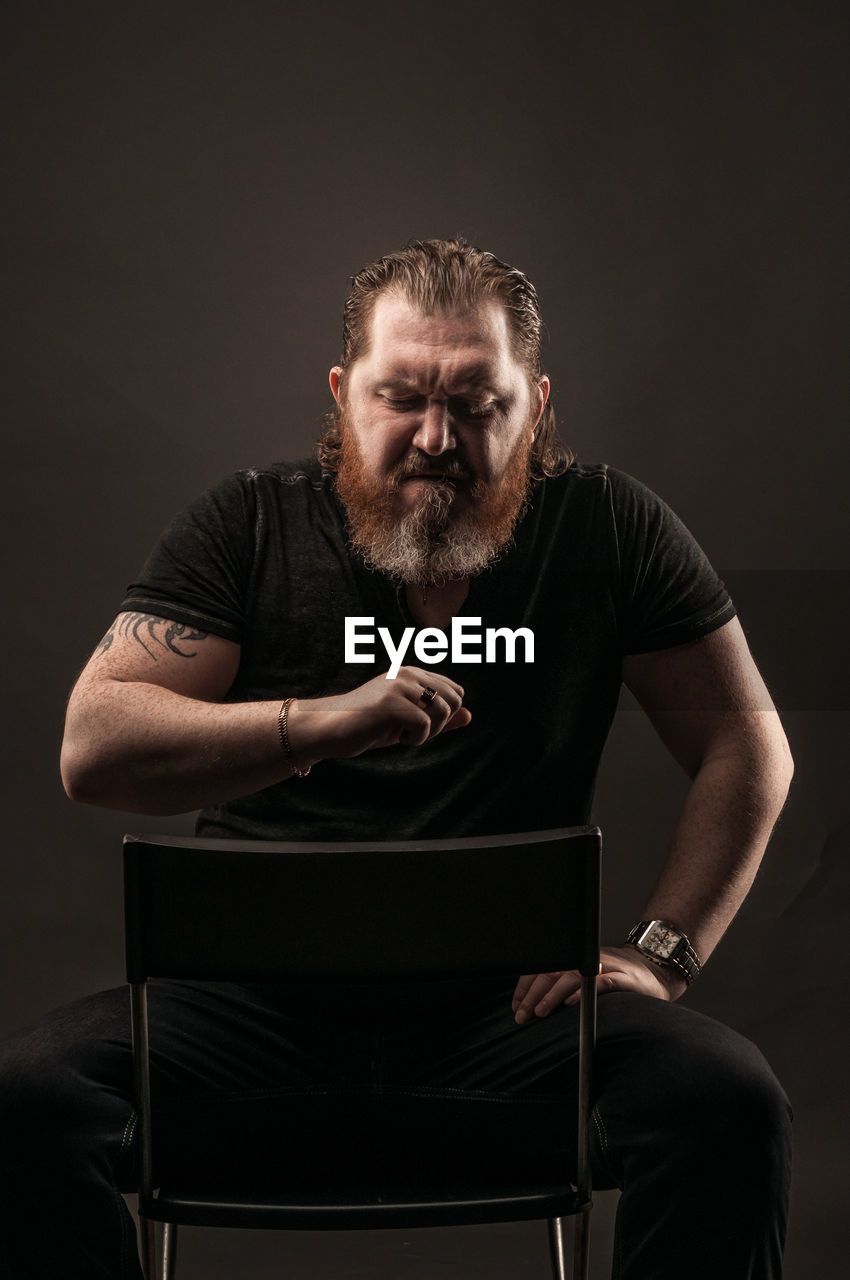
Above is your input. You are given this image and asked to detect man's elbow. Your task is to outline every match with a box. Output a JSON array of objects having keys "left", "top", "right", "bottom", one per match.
[
  {"left": 60, "top": 743, "right": 181, "bottom": 816},
  {"left": 60, "top": 734, "right": 109, "bottom": 806},
  {"left": 708, "top": 712, "right": 794, "bottom": 817},
  {"left": 773, "top": 722, "right": 795, "bottom": 805},
  {"left": 60, "top": 689, "right": 127, "bottom": 808},
  {"left": 61, "top": 686, "right": 106, "bottom": 804},
  {"left": 749, "top": 715, "right": 795, "bottom": 821}
]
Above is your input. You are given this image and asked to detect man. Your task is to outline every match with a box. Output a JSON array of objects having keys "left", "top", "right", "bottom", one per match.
[{"left": 1, "top": 239, "right": 792, "bottom": 1277}]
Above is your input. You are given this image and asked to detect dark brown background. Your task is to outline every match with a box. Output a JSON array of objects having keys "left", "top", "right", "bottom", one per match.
[{"left": 2, "top": 1, "right": 846, "bottom": 1275}]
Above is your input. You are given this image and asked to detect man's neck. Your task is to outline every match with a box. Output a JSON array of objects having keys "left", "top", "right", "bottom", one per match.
[{"left": 405, "top": 578, "right": 470, "bottom": 629}]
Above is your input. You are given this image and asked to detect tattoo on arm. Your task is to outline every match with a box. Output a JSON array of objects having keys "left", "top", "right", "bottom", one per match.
[
  {"left": 93, "top": 630, "right": 114, "bottom": 658},
  {"left": 94, "top": 613, "right": 208, "bottom": 661}
]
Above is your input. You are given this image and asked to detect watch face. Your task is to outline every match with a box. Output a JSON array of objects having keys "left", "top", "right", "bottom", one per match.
[{"left": 642, "top": 922, "right": 680, "bottom": 959}]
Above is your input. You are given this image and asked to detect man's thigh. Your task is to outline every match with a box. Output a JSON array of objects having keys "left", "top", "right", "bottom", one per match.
[
  {"left": 0, "top": 980, "right": 379, "bottom": 1190},
  {"left": 376, "top": 984, "right": 786, "bottom": 1191}
]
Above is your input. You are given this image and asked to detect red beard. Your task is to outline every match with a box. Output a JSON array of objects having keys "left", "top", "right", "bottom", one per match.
[{"left": 333, "top": 408, "right": 534, "bottom": 586}]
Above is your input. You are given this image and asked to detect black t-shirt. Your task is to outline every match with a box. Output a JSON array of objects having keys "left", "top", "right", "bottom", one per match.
[{"left": 120, "top": 458, "right": 735, "bottom": 841}]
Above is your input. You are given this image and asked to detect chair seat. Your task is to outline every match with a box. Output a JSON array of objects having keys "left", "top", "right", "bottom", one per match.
[{"left": 143, "top": 1182, "right": 590, "bottom": 1229}]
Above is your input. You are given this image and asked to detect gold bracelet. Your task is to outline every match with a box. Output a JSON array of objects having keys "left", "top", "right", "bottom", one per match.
[{"left": 277, "top": 698, "right": 311, "bottom": 777}]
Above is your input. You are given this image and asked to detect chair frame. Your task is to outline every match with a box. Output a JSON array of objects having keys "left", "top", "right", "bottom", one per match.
[{"left": 124, "top": 827, "right": 601, "bottom": 1280}]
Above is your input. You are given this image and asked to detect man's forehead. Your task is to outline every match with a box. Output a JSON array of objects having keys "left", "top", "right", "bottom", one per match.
[
  {"left": 368, "top": 293, "right": 510, "bottom": 353},
  {"left": 360, "top": 292, "right": 516, "bottom": 381}
]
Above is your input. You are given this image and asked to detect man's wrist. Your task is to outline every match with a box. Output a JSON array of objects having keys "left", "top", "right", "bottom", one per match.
[
  {"left": 625, "top": 945, "right": 689, "bottom": 998},
  {"left": 278, "top": 697, "right": 323, "bottom": 774},
  {"left": 624, "top": 919, "right": 702, "bottom": 988}
]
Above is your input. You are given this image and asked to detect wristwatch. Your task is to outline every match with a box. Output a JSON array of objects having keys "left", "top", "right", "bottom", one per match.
[{"left": 625, "top": 920, "right": 701, "bottom": 987}]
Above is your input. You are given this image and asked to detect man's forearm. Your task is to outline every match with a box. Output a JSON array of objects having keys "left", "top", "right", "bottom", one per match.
[
  {"left": 61, "top": 679, "right": 291, "bottom": 814},
  {"left": 510, "top": 728, "right": 792, "bottom": 1021},
  {"left": 637, "top": 716, "right": 794, "bottom": 969},
  {"left": 61, "top": 666, "right": 471, "bottom": 815}
]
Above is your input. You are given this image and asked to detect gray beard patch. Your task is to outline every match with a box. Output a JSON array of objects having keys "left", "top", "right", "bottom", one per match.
[{"left": 348, "top": 481, "right": 513, "bottom": 587}]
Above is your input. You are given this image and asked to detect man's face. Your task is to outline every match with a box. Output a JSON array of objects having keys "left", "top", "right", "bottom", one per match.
[{"left": 328, "top": 292, "right": 549, "bottom": 584}]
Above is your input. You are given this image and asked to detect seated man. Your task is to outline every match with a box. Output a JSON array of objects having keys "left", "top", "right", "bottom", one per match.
[{"left": 0, "top": 238, "right": 792, "bottom": 1278}]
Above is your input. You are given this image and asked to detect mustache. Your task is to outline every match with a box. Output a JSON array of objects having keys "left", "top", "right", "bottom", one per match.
[{"left": 387, "top": 453, "right": 472, "bottom": 490}]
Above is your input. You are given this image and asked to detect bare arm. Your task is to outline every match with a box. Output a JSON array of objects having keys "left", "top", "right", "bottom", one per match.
[
  {"left": 622, "top": 614, "right": 794, "bottom": 969},
  {"left": 513, "top": 616, "right": 793, "bottom": 1020},
  {"left": 61, "top": 612, "right": 283, "bottom": 814},
  {"left": 61, "top": 611, "right": 471, "bottom": 815}
]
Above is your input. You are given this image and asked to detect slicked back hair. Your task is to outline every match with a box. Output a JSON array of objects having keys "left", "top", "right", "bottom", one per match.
[{"left": 320, "top": 238, "right": 571, "bottom": 480}]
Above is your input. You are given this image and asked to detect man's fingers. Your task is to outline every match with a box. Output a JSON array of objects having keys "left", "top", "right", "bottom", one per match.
[
  {"left": 512, "top": 975, "right": 536, "bottom": 1010},
  {"left": 514, "top": 971, "right": 581, "bottom": 1024},
  {"left": 514, "top": 950, "right": 678, "bottom": 1022},
  {"left": 514, "top": 973, "right": 551, "bottom": 1021},
  {"left": 396, "top": 708, "right": 433, "bottom": 746},
  {"left": 397, "top": 666, "right": 465, "bottom": 700},
  {"left": 563, "top": 970, "right": 618, "bottom": 1007},
  {"left": 433, "top": 683, "right": 464, "bottom": 715},
  {"left": 397, "top": 672, "right": 469, "bottom": 740},
  {"left": 531, "top": 971, "right": 581, "bottom": 1017},
  {"left": 421, "top": 692, "right": 456, "bottom": 737},
  {"left": 417, "top": 684, "right": 464, "bottom": 717}
]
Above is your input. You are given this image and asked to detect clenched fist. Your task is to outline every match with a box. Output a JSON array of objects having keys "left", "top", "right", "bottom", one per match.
[{"left": 286, "top": 667, "right": 471, "bottom": 768}]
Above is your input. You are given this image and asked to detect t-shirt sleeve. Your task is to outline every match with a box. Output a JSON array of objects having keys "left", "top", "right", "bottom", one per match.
[
  {"left": 607, "top": 468, "right": 736, "bottom": 654},
  {"left": 118, "top": 474, "right": 255, "bottom": 643}
]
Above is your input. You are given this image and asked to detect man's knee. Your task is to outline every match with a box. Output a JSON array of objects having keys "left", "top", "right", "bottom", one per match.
[
  {"left": 0, "top": 989, "right": 132, "bottom": 1170},
  {"left": 596, "top": 993, "right": 791, "bottom": 1169},
  {"left": 688, "top": 1023, "right": 791, "bottom": 1183}
]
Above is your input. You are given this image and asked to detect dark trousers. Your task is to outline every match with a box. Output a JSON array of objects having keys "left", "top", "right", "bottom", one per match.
[{"left": 0, "top": 980, "right": 791, "bottom": 1278}]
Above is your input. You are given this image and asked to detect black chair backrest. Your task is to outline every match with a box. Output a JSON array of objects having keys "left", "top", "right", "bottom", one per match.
[{"left": 124, "top": 827, "right": 601, "bottom": 985}]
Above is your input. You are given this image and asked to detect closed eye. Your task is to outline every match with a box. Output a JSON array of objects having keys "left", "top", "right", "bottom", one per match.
[
  {"left": 378, "top": 395, "right": 498, "bottom": 420},
  {"left": 381, "top": 396, "right": 424, "bottom": 412},
  {"left": 450, "top": 399, "right": 498, "bottom": 421}
]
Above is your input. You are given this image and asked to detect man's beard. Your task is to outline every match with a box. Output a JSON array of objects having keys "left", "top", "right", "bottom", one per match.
[{"left": 332, "top": 409, "right": 534, "bottom": 587}]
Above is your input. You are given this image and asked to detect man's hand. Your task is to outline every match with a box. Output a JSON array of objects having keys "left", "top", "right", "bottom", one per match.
[
  {"left": 511, "top": 945, "right": 685, "bottom": 1025},
  {"left": 287, "top": 666, "right": 471, "bottom": 767}
]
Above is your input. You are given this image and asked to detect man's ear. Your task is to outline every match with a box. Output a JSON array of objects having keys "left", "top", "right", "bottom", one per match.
[{"left": 329, "top": 366, "right": 344, "bottom": 404}]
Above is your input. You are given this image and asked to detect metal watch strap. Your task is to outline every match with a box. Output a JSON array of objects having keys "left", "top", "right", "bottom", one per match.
[{"left": 625, "top": 920, "right": 702, "bottom": 987}]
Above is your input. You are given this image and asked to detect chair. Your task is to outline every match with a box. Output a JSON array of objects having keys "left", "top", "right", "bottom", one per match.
[{"left": 123, "top": 826, "right": 601, "bottom": 1280}]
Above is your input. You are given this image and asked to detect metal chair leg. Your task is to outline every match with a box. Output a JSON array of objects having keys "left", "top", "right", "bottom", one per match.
[
  {"left": 547, "top": 1217, "right": 566, "bottom": 1280},
  {"left": 572, "top": 1209, "right": 591, "bottom": 1280},
  {"left": 162, "top": 1222, "right": 179, "bottom": 1280},
  {"left": 139, "top": 1216, "right": 157, "bottom": 1280}
]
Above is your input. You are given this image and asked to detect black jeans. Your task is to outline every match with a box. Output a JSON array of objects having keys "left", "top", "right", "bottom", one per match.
[{"left": 0, "top": 980, "right": 791, "bottom": 1278}]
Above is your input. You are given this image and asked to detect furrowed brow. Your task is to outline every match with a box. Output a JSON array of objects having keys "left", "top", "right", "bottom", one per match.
[
  {"left": 375, "top": 365, "right": 499, "bottom": 395},
  {"left": 375, "top": 375, "right": 421, "bottom": 393}
]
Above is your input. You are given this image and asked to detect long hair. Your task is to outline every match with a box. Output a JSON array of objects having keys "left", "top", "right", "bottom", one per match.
[{"left": 319, "top": 238, "right": 572, "bottom": 480}]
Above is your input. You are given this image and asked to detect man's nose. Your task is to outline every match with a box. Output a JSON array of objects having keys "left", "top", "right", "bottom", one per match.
[{"left": 411, "top": 401, "right": 456, "bottom": 455}]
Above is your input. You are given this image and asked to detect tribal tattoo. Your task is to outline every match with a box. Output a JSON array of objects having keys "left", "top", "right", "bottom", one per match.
[{"left": 95, "top": 612, "right": 208, "bottom": 660}]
